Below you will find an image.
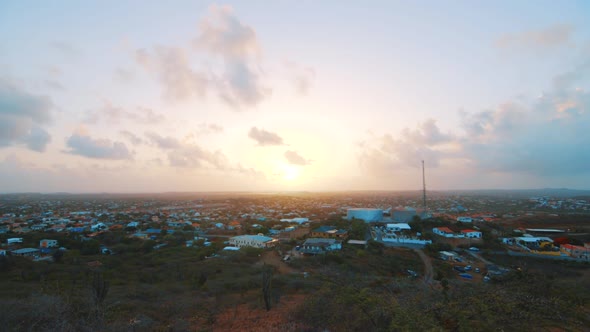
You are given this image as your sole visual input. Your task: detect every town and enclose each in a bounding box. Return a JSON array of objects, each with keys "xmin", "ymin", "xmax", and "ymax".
[{"xmin": 0, "ymin": 190, "xmax": 588, "ymax": 330}]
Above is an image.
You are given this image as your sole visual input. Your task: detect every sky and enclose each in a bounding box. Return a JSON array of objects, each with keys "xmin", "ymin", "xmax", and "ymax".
[{"xmin": 1, "ymin": 1, "xmax": 589, "ymax": 193}]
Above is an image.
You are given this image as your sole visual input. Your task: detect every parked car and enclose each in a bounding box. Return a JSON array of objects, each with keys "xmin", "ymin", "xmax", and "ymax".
[
  {"xmin": 454, "ymin": 266, "xmax": 466, "ymax": 273},
  {"xmin": 469, "ymin": 247, "xmax": 480, "ymax": 251},
  {"xmin": 475, "ymin": 267, "xmax": 480, "ymax": 273},
  {"xmin": 465, "ymin": 265, "xmax": 472, "ymax": 271}
]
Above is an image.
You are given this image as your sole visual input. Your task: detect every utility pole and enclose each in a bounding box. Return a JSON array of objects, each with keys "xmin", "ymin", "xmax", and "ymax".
[{"xmin": 422, "ymin": 160, "xmax": 427, "ymax": 210}]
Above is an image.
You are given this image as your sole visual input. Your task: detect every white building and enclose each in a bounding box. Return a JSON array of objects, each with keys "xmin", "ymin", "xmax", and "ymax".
[
  {"xmin": 433, "ymin": 227, "xmax": 455, "ymax": 238},
  {"xmin": 457, "ymin": 216, "xmax": 473, "ymax": 223},
  {"xmin": 346, "ymin": 208, "xmax": 383, "ymax": 222},
  {"xmin": 460, "ymin": 229, "xmax": 482, "ymax": 238},
  {"xmin": 229, "ymin": 235, "xmax": 278, "ymax": 249},
  {"xmin": 386, "ymin": 223, "xmax": 411, "ymax": 232},
  {"xmin": 91, "ymin": 223, "xmax": 107, "ymax": 232},
  {"xmin": 280, "ymin": 217, "xmax": 309, "ymax": 224},
  {"xmin": 439, "ymin": 251, "xmax": 458, "ymax": 261},
  {"xmin": 127, "ymin": 221, "xmax": 140, "ymax": 228},
  {"xmin": 7, "ymin": 238, "xmax": 23, "ymax": 245}
]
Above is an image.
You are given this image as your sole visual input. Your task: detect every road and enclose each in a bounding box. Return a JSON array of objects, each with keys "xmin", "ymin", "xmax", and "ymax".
[
  {"xmin": 414, "ymin": 249, "xmax": 433, "ymax": 284},
  {"xmin": 465, "ymin": 250, "xmax": 494, "ymax": 265}
]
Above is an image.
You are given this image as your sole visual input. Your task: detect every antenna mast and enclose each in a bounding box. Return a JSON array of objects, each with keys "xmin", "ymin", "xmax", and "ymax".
[{"xmin": 422, "ymin": 160, "xmax": 427, "ymax": 210}]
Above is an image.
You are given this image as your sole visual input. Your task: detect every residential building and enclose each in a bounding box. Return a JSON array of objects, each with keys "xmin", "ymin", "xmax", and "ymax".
[
  {"xmin": 228, "ymin": 221, "xmax": 242, "ymax": 230},
  {"xmin": 11, "ymin": 248, "xmax": 40, "ymax": 257},
  {"xmin": 560, "ymin": 244, "xmax": 590, "ymax": 259},
  {"xmin": 309, "ymin": 226, "xmax": 348, "ymax": 239},
  {"xmin": 386, "ymin": 223, "xmax": 411, "ymax": 232},
  {"xmin": 280, "ymin": 217, "xmax": 309, "ymax": 224},
  {"xmin": 457, "ymin": 217, "xmax": 473, "ymax": 223},
  {"xmin": 347, "ymin": 208, "xmax": 383, "ymax": 222},
  {"xmin": 300, "ymin": 238, "xmax": 342, "ymax": 254},
  {"xmin": 127, "ymin": 221, "xmax": 140, "ymax": 228},
  {"xmin": 439, "ymin": 251, "xmax": 458, "ymax": 261},
  {"xmin": 229, "ymin": 235, "xmax": 278, "ymax": 248},
  {"xmin": 6, "ymin": 238, "xmax": 23, "ymax": 245},
  {"xmin": 433, "ymin": 227, "xmax": 455, "ymax": 238},
  {"xmin": 461, "ymin": 229, "xmax": 482, "ymax": 238},
  {"xmin": 31, "ymin": 223, "xmax": 48, "ymax": 231},
  {"xmin": 40, "ymin": 239, "xmax": 59, "ymax": 248}
]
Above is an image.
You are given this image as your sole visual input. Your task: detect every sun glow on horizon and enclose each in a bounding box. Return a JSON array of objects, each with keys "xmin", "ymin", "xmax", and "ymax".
[{"xmin": 282, "ymin": 164, "xmax": 300, "ymax": 182}]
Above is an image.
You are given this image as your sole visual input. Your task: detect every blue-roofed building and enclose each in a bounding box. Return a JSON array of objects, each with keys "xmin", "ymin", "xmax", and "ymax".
[{"xmin": 229, "ymin": 235, "xmax": 278, "ymax": 249}]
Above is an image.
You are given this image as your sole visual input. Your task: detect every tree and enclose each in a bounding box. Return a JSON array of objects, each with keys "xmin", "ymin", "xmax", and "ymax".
[
  {"xmin": 409, "ymin": 216, "xmax": 423, "ymax": 233},
  {"xmin": 81, "ymin": 240, "xmax": 100, "ymax": 255},
  {"xmin": 349, "ymin": 219, "xmax": 368, "ymax": 239},
  {"xmin": 262, "ymin": 266, "xmax": 273, "ymax": 311},
  {"xmin": 52, "ymin": 249, "xmax": 64, "ymax": 263},
  {"xmin": 90, "ymin": 271, "xmax": 109, "ymax": 306}
]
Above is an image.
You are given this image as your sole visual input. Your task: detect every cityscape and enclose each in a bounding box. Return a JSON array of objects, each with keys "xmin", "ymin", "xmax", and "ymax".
[
  {"xmin": 1, "ymin": 1, "xmax": 590, "ymax": 331},
  {"xmin": 1, "ymin": 189, "xmax": 589, "ymax": 330}
]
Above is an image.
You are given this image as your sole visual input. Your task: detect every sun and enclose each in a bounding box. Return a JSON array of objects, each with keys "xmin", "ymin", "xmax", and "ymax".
[{"xmin": 283, "ymin": 164, "xmax": 300, "ymax": 181}]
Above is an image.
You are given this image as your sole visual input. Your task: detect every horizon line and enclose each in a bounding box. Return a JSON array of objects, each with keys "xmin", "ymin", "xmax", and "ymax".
[{"xmin": 1, "ymin": 188, "xmax": 589, "ymax": 195}]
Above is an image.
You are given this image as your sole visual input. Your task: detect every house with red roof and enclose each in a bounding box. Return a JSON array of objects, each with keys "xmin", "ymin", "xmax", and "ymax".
[
  {"xmin": 560, "ymin": 244, "xmax": 590, "ymax": 259},
  {"xmin": 228, "ymin": 221, "xmax": 242, "ymax": 230},
  {"xmin": 433, "ymin": 227, "xmax": 455, "ymax": 238}
]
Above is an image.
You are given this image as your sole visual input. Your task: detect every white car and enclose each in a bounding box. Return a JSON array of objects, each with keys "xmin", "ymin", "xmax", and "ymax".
[{"xmin": 469, "ymin": 247, "xmax": 480, "ymax": 251}]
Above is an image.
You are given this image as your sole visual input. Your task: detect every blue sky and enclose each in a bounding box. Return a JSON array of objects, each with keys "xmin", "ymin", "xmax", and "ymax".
[{"xmin": 0, "ymin": 1, "xmax": 589, "ymax": 192}]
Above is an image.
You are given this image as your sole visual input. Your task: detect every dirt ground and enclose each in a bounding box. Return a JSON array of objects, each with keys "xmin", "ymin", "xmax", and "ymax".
[
  {"xmin": 256, "ymin": 250, "xmax": 296, "ymax": 274},
  {"xmin": 211, "ymin": 294, "xmax": 307, "ymax": 332}
]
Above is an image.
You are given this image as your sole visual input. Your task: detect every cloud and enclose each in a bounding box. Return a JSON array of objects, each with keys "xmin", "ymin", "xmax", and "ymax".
[
  {"xmin": 495, "ymin": 24, "xmax": 574, "ymax": 50},
  {"xmin": 358, "ymin": 64, "xmax": 590, "ymax": 179},
  {"xmin": 233, "ymin": 163, "xmax": 266, "ymax": 179},
  {"xmin": 195, "ymin": 5, "xmax": 260, "ymax": 58},
  {"xmin": 358, "ymin": 119, "xmax": 453, "ymax": 175},
  {"xmin": 401, "ymin": 118, "xmax": 454, "ymax": 145},
  {"xmin": 85, "ymin": 100, "xmax": 165, "ymax": 124},
  {"xmin": 135, "ymin": 46, "xmax": 210, "ymax": 101},
  {"xmin": 49, "ymin": 41, "xmax": 82, "ymax": 58},
  {"xmin": 145, "ymin": 131, "xmax": 182, "ymax": 149},
  {"xmin": 114, "ymin": 67, "xmax": 135, "ymax": 82},
  {"xmin": 45, "ymin": 66, "xmax": 62, "ymax": 78},
  {"xmin": 120, "ymin": 130, "xmax": 144, "ymax": 146},
  {"xmin": 0, "ymin": 79, "xmax": 53, "ymax": 152},
  {"xmin": 167, "ymin": 145, "xmax": 229, "ymax": 169},
  {"xmin": 197, "ymin": 123, "xmax": 224, "ymax": 135},
  {"xmin": 248, "ymin": 127, "xmax": 284, "ymax": 146},
  {"xmin": 216, "ymin": 60, "xmax": 270, "ymax": 108},
  {"xmin": 459, "ymin": 90, "xmax": 590, "ymax": 176},
  {"xmin": 284, "ymin": 150, "xmax": 311, "ymax": 166},
  {"xmin": 44, "ymin": 80, "xmax": 65, "ymax": 91},
  {"xmin": 143, "ymin": 130, "xmax": 265, "ymax": 177},
  {"xmin": 64, "ymin": 133, "xmax": 132, "ymax": 160},
  {"xmin": 136, "ymin": 5, "xmax": 269, "ymax": 108},
  {"xmin": 284, "ymin": 60, "xmax": 315, "ymax": 95},
  {"xmin": 195, "ymin": 5, "xmax": 270, "ymax": 108}
]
